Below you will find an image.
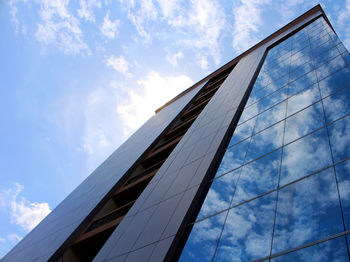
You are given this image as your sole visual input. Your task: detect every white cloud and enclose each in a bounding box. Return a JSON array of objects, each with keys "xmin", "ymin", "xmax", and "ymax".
[
  {"xmin": 166, "ymin": 51, "xmax": 183, "ymax": 67},
  {"xmin": 168, "ymin": 0, "xmax": 226, "ymax": 65},
  {"xmin": 198, "ymin": 55, "xmax": 209, "ymax": 70},
  {"xmin": 100, "ymin": 11, "xmax": 120, "ymax": 39},
  {"xmin": 117, "ymin": 71, "xmax": 193, "ymax": 136},
  {"xmin": 46, "ymin": 84, "xmax": 124, "ymax": 175},
  {"xmin": 8, "ymin": 0, "xmax": 20, "ymax": 34},
  {"xmin": 122, "ymin": 0, "xmax": 226, "ymax": 65},
  {"xmin": 232, "ymin": 0, "xmax": 270, "ymax": 53},
  {"xmin": 35, "ymin": 0, "xmax": 89, "ymax": 54},
  {"xmin": 184, "ymin": 0, "xmax": 226, "ymax": 64},
  {"xmin": 0, "ymin": 234, "xmax": 22, "ymax": 259},
  {"xmin": 0, "ymin": 183, "xmax": 51, "ymax": 232},
  {"xmin": 105, "ymin": 55, "xmax": 132, "ymax": 77},
  {"xmin": 276, "ymin": 0, "xmax": 318, "ymax": 26},
  {"xmin": 336, "ymin": 0, "xmax": 350, "ymax": 49},
  {"xmin": 77, "ymin": 0, "xmax": 102, "ymax": 22},
  {"xmin": 81, "ymin": 88, "xmax": 114, "ymax": 159},
  {"xmin": 122, "ymin": 0, "xmax": 158, "ymax": 41},
  {"xmin": 7, "ymin": 234, "xmax": 22, "ymax": 246}
]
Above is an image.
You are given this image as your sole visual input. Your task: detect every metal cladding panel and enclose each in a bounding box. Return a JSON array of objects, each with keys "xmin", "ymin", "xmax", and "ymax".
[
  {"xmin": 95, "ymin": 10, "xmax": 324, "ymax": 262},
  {"xmin": 1, "ymin": 84, "xmax": 202, "ymax": 262}
]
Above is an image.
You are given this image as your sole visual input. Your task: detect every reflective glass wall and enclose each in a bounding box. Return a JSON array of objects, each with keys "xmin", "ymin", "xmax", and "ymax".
[{"xmin": 179, "ymin": 17, "xmax": 350, "ymax": 261}]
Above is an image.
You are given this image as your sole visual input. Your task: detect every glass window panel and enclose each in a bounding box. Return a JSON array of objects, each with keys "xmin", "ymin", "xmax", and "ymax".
[
  {"xmin": 335, "ymin": 160, "xmax": 350, "ymax": 230},
  {"xmin": 216, "ymin": 139, "xmax": 250, "ymax": 176},
  {"xmin": 257, "ymin": 75, "xmax": 289, "ymax": 101},
  {"xmin": 318, "ymin": 67, "xmax": 350, "ymax": 97},
  {"xmin": 269, "ymin": 73, "xmax": 289, "ymax": 90},
  {"xmin": 328, "ymin": 115, "xmax": 350, "ymax": 163},
  {"xmin": 179, "ymin": 212, "xmax": 226, "ymax": 262},
  {"xmin": 267, "ymin": 61, "xmax": 290, "ymax": 81},
  {"xmin": 309, "ymin": 27, "xmax": 329, "ymax": 40},
  {"xmin": 280, "ymin": 128, "xmax": 332, "ymax": 185},
  {"xmin": 323, "ymin": 86, "xmax": 350, "ymax": 123},
  {"xmin": 253, "ymin": 73, "xmax": 268, "ymax": 90},
  {"xmin": 272, "ymin": 236, "xmax": 349, "ymax": 262},
  {"xmin": 316, "ymin": 55, "xmax": 347, "ymax": 81},
  {"xmin": 254, "ymin": 101, "xmax": 286, "ymax": 133},
  {"xmin": 255, "ymin": 70, "xmax": 272, "ymax": 88},
  {"xmin": 284, "ymin": 102, "xmax": 325, "ymax": 144},
  {"xmin": 292, "ymin": 28, "xmax": 308, "ymax": 39},
  {"xmin": 263, "ymin": 55, "xmax": 274, "ymax": 65},
  {"xmin": 290, "ymin": 61, "xmax": 314, "ymax": 82},
  {"xmin": 248, "ymin": 75, "xmax": 288, "ymax": 108},
  {"xmin": 270, "ymin": 41, "xmax": 291, "ymax": 54},
  {"xmin": 198, "ymin": 169, "xmax": 240, "ymax": 220},
  {"xmin": 214, "ymin": 192, "xmax": 276, "ymax": 262},
  {"xmin": 290, "ymin": 46, "xmax": 312, "ymax": 65},
  {"xmin": 256, "ymin": 87, "xmax": 287, "ymax": 114},
  {"xmin": 337, "ymin": 43, "xmax": 348, "ymax": 54},
  {"xmin": 246, "ymin": 121, "xmax": 284, "ymax": 162},
  {"xmin": 246, "ymin": 88, "xmax": 266, "ymax": 106},
  {"xmin": 273, "ymin": 168, "xmax": 343, "ymax": 253},
  {"xmin": 238, "ymin": 102, "xmax": 259, "ymax": 124},
  {"xmin": 343, "ymin": 52, "xmax": 350, "ymax": 67},
  {"xmin": 313, "ymin": 47, "xmax": 341, "ymax": 69},
  {"xmin": 272, "ymin": 48, "xmax": 291, "ymax": 61},
  {"xmin": 311, "ymin": 36, "xmax": 334, "ymax": 55},
  {"xmin": 231, "ymin": 150, "xmax": 281, "ymax": 206},
  {"xmin": 308, "ymin": 21, "xmax": 325, "ymax": 32},
  {"xmin": 291, "ymin": 39, "xmax": 310, "ymax": 54},
  {"xmin": 288, "ymin": 70, "xmax": 317, "ymax": 97},
  {"xmin": 330, "ymin": 34, "xmax": 342, "ymax": 46},
  {"xmin": 310, "ymin": 34, "xmax": 333, "ymax": 50},
  {"xmin": 228, "ymin": 116, "xmax": 257, "ymax": 147},
  {"xmin": 247, "ymin": 73, "xmax": 288, "ymax": 107},
  {"xmin": 312, "ymin": 35, "xmax": 335, "ymax": 50},
  {"xmin": 309, "ymin": 36, "xmax": 330, "ymax": 49},
  {"xmin": 287, "ymin": 83, "xmax": 320, "ymax": 116},
  {"xmin": 292, "ymin": 31, "xmax": 309, "ymax": 42}
]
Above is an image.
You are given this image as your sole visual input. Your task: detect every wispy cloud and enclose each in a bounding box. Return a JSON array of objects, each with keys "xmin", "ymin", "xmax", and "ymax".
[
  {"xmin": 122, "ymin": 0, "xmax": 158, "ymax": 41},
  {"xmin": 77, "ymin": 0, "xmax": 102, "ymax": 22},
  {"xmin": 117, "ymin": 71, "xmax": 193, "ymax": 136},
  {"xmin": 10, "ymin": 0, "xmax": 89, "ymax": 54},
  {"xmin": 80, "ymin": 86, "xmax": 124, "ymax": 172},
  {"xmin": 232, "ymin": 0, "xmax": 270, "ymax": 53},
  {"xmin": 35, "ymin": 0, "xmax": 89, "ymax": 54},
  {"xmin": 0, "ymin": 234, "xmax": 22, "ymax": 259},
  {"xmin": 166, "ymin": 0, "xmax": 227, "ymax": 65},
  {"xmin": 336, "ymin": 0, "xmax": 350, "ymax": 48},
  {"xmin": 198, "ymin": 54, "xmax": 209, "ymax": 70},
  {"xmin": 122, "ymin": 0, "xmax": 227, "ymax": 65},
  {"xmin": 8, "ymin": 0, "xmax": 20, "ymax": 34},
  {"xmin": 166, "ymin": 51, "xmax": 183, "ymax": 67},
  {"xmin": 105, "ymin": 55, "xmax": 132, "ymax": 77},
  {"xmin": 0, "ymin": 183, "xmax": 51, "ymax": 232},
  {"xmin": 100, "ymin": 11, "xmax": 120, "ymax": 39},
  {"xmin": 182, "ymin": 0, "xmax": 226, "ymax": 65}
]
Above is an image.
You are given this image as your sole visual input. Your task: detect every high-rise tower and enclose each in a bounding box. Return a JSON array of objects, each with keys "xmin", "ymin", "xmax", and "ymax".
[{"xmin": 3, "ymin": 5, "xmax": 350, "ymax": 262}]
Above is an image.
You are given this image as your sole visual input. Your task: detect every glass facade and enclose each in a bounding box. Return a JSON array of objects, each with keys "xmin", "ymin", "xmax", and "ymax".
[{"xmin": 179, "ymin": 17, "xmax": 350, "ymax": 261}]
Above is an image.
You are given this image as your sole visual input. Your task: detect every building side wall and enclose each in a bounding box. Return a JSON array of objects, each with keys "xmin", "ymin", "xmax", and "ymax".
[
  {"xmin": 94, "ymin": 40, "xmax": 265, "ymax": 262},
  {"xmin": 93, "ymin": 10, "xmax": 323, "ymax": 262},
  {"xmin": 1, "ymin": 84, "xmax": 202, "ymax": 262}
]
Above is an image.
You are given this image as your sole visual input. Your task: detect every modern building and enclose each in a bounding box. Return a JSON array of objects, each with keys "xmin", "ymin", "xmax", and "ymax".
[{"xmin": 2, "ymin": 4, "xmax": 350, "ymax": 262}]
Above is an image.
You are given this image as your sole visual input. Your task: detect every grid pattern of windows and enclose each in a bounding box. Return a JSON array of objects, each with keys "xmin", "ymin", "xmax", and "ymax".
[{"xmin": 179, "ymin": 17, "xmax": 350, "ymax": 261}]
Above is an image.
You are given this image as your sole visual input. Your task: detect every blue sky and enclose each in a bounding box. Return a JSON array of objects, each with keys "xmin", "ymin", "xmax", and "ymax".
[{"xmin": 0, "ymin": 0, "xmax": 349, "ymax": 258}]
